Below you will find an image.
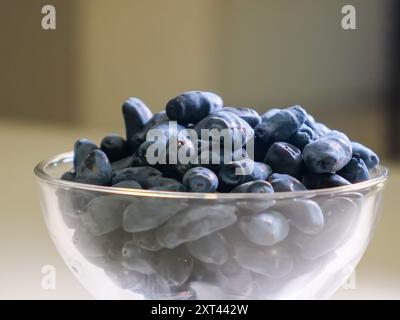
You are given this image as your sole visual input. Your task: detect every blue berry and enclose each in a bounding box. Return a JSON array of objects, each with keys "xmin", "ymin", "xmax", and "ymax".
[
  {"xmin": 110, "ymin": 156, "xmax": 134, "ymax": 171},
  {"xmin": 230, "ymin": 180, "xmax": 274, "ymax": 193},
  {"xmin": 268, "ymin": 173, "xmax": 306, "ymax": 192},
  {"xmin": 264, "ymin": 142, "xmax": 303, "ymax": 178},
  {"xmin": 288, "ymin": 124, "xmax": 315, "ymax": 150},
  {"xmin": 303, "ymin": 172, "xmax": 351, "ymax": 189},
  {"xmin": 145, "ymin": 121, "xmax": 186, "ymax": 143},
  {"xmin": 183, "ymin": 167, "xmax": 218, "ymax": 193},
  {"xmin": 155, "ymin": 136, "xmax": 197, "ymax": 180},
  {"xmin": 234, "ymin": 242, "xmax": 293, "ymax": 278},
  {"xmin": 137, "ymin": 140, "xmax": 162, "ymax": 165},
  {"xmin": 155, "ymin": 247, "xmax": 194, "ymax": 287},
  {"xmin": 121, "ymin": 241, "xmax": 157, "ymax": 274},
  {"xmin": 194, "ymin": 110, "xmax": 254, "ymax": 148},
  {"xmin": 277, "ymin": 199, "xmax": 324, "ymax": 234},
  {"xmin": 223, "ymin": 106, "xmax": 261, "ymax": 128},
  {"xmin": 130, "ymin": 111, "xmax": 169, "ymax": 151},
  {"xmin": 112, "ymin": 180, "xmax": 142, "ymax": 189},
  {"xmin": 260, "ymin": 108, "xmax": 280, "ymax": 122},
  {"xmin": 131, "ymin": 230, "xmax": 164, "ymax": 252},
  {"xmin": 337, "ymin": 156, "xmax": 369, "ymax": 183},
  {"xmin": 198, "ymin": 140, "xmax": 248, "ymax": 172},
  {"xmin": 75, "ymin": 149, "xmax": 112, "ymax": 186},
  {"xmin": 313, "ymin": 122, "xmax": 331, "ymax": 138},
  {"xmin": 61, "ymin": 171, "xmax": 75, "ymax": 182},
  {"xmin": 156, "ymin": 204, "xmax": 237, "ymax": 248},
  {"xmin": 304, "ymin": 114, "xmax": 316, "ymax": 129},
  {"xmin": 218, "ymin": 160, "xmax": 272, "ymax": 192},
  {"xmin": 303, "ymin": 130, "xmax": 352, "ymax": 173},
  {"xmin": 81, "ymin": 196, "xmax": 127, "ymax": 236},
  {"xmin": 186, "ymin": 233, "xmax": 229, "ymax": 265},
  {"xmin": 122, "ymin": 97, "xmax": 153, "ymax": 147},
  {"xmin": 112, "ymin": 167, "xmax": 162, "ymax": 186},
  {"xmin": 250, "ymin": 136, "xmax": 270, "ymax": 162},
  {"xmin": 351, "ymin": 142, "xmax": 379, "ymax": 170},
  {"xmin": 166, "ymin": 91, "xmax": 223, "ymax": 124},
  {"xmin": 145, "ymin": 176, "xmax": 183, "ymax": 189},
  {"xmin": 123, "ymin": 198, "xmax": 188, "ymax": 232},
  {"xmin": 238, "ymin": 211, "xmax": 289, "ymax": 246},
  {"xmin": 255, "ymin": 105, "xmax": 307, "ymax": 145},
  {"xmin": 100, "ymin": 134, "xmax": 129, "ymax": 162},
  {"xmin": 73, "ymin": 139, "xmax": 98, "ymax": 169}
]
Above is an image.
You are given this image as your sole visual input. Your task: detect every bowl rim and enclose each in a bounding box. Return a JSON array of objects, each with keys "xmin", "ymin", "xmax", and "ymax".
[{"xmin": 34, "ymin": 151, "xmax": 389, "ymax": 200}]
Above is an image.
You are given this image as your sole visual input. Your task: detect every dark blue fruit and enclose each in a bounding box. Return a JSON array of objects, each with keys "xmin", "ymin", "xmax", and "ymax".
[
  {"xmin": 101, "ymin": 134, "xmax": 129, "ymax": 162},
  {"xmin": 110, "ymin": 156, "xmax": 134, "ymax": 171},
  {"xmin": 130, "ymin": 111, "xmax": 169, "ymax": 151},
  {"xmin": 144, "ymin": 122, "xmax": 186, "ymax": 144},
  {"xmin": 198, "ymin": 140, "xmax": 248, "ymax": 172},
  {"xmin": 230, "ymin": 180, "xmax": 274, "ymax": 193},
  {"xmin": 166, "ymin": 91, "xmax": 223, "ymax": 124},
  {"xmin": 313, "ymin": 122, "xmax": 330, "ymax": 138},
  {"xmin": 260, "ymin": 108, "xmax": 280, "ymax": 123},
  {"xmin": 304, "ymin": 114, "xmax": 316, "ymax": 129},
  {"xmin": 183, "ymin": 167, "xmax": 219, "ymax": 193},
  {"xmin": 194, "ymin": 110, "xmax": 254, "ymax": 148},
  {"xmin": 157, "ymin": 136, "xmax": 197, "ymax": 179},
  {"xmin": 223, "ymin": 107, "xmax": 261, "ymax": 128},
  {"xmin": 268, "ymin": 173, "xmax": 307, "ymax": 192},
  {"xmin": 137, "ymin": 140, "xmax": 164, "ymax": 166},
  {"xmin": 218, "ymin": 160, "xmax": 272, "ymax": 192},
  {"xmin": 112, "ymin": 167, "xmax": 162, "ymax": 186},
  {"xmin": 264, "ymin": 142, "xmax": 303, "ymax": 178},
  {"xmin": 288, "ymin": 124, "xmax": 315, "ymax": 150},
  {"xmin": 351, "ymin": 142, "xmax": 379, "ymax": 170},
  {"xmin": 122, "ymin": 97, "xmax": 153, "ymax": 146},
  {"xmin": 249, "ymin": 136, "xmax": 270, "ymax": 162},
  {"xmin": 337, "ymin": 156, "xmax": 369, "ymax": 183},
  {"xmin": 112, "ymin": 180, "xmax": 142, "ymax": 189},
  {"xmin": 145, "ymin": 176, "xmax": 183, "ymax": 189},
  {"xmin": 73, "ymin": 139, "xmax": 98, "ymax": 169},
  {"xmin": 303, "ymin": 130, "xmax": 352, "ymax": 173},
  {"xmin": 75, "ymin": 149, "xmax": 113, "ymax": 186},
  {"xmin": 303, "ymin": 172, "xmax": 351, "ymax": 189},
  {"xmin": 255, "ymin": 106, "xmax": 307, "ymax": 145},
  {"xmin": 61, "ymin": 171, "xmax": 75, "ymax": 182}
]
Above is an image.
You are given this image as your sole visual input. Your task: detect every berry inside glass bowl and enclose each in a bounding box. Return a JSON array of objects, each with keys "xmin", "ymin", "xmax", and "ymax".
[{"xmin": 34, "ymin": 91, "xmax": 389, "ymax": 299}]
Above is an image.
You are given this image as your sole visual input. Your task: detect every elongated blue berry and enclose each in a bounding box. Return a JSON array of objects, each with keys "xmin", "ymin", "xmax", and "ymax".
[
  {"xmin": 268, "ymin": 173, "xmax": 306, "ymax": 192},
  {"xmin": 303, "ymin": 130, "xmax": 352, "ymax": 173},
  {"xmin": 73, "ymin": 139, "xmax": 98, "ymax": 169},
  {"xmin": 255, "ymin": 106, "xmax": 307, "ymax": 145},
  {"xmin": 223, "ymin": 106, "xmax": 261, "ymax": 128},
  {"xmin": 166, "ymin": 91, "xmax": 223, "ymax": 124},
  {"xmin": 75, "ymin": 149, "xmax": 113, "ymax": 186},
  {"xmin": 230, "ymin": 180, "xmax": 274, "ymax": 193},
  {"xmin": 337, "ymin": 156, "xmax": 369, "ymax": 183},
  {"xmin": 351, "ymin": 142, "xmax": 379, "ymax": 170},
  {"xmin": 122, "ymin": 97, "xmax": 153, "ymax": 146},
  {"xmin": 183, "ymin": 167, "xmax": 219, "ymax": 193},
  {"xmin": 101, "ymin": 134, "xmax": 129, "ymax": 162},
  {"xmin": 264, "ymin": 142, "xmax": 302, "ymax": 178}
]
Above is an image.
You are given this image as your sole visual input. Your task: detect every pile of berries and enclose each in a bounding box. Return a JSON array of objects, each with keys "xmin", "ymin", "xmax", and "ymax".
[{"xmin": 62, "ymin": 91, "xmax": 379, "ymax": 193}]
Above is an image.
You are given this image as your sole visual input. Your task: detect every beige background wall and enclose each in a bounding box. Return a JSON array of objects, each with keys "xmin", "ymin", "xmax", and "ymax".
[
  {"xmin": 0, "ymin": 0, "xmax": 391, "ymax": 155},
  {"xmin": 0, "ymin": 0, "xmax": 78, "ymax": 123}
]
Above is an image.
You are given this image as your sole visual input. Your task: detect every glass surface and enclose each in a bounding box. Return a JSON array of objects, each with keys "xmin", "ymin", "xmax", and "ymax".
[{"xmin": 34, "ymin": 152, "xmax": 389, "ymax": 300}]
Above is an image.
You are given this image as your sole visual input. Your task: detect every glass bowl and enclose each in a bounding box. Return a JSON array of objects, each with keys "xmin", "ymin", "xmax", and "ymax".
[{"xmin": 34, "ymin": 152, "xmax": 388, "ymax": 300}]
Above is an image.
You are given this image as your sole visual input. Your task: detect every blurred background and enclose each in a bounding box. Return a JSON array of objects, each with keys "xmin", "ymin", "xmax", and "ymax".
[{"xmin": 0, "ymin": 0, "xmax": 399, "ymax": 299}]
